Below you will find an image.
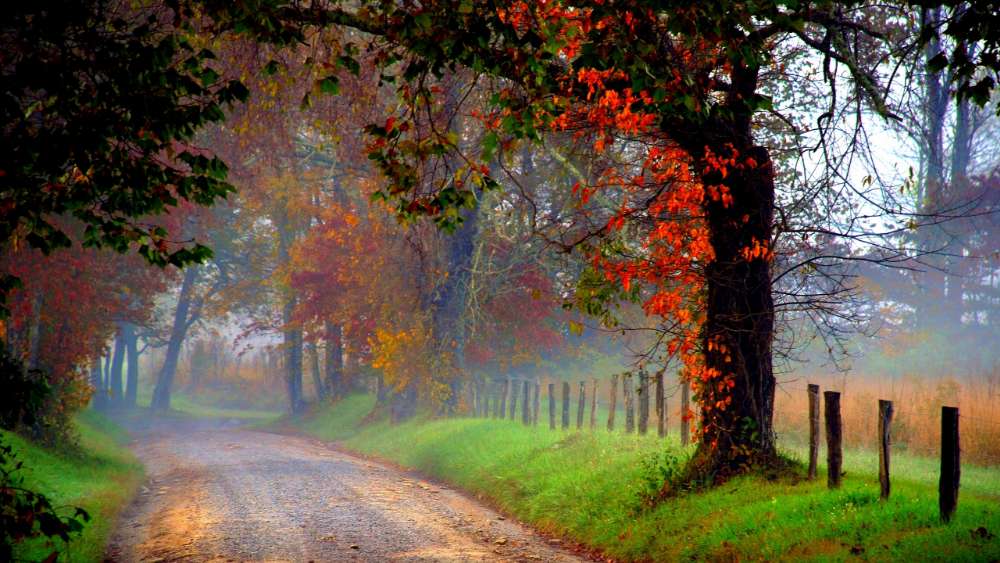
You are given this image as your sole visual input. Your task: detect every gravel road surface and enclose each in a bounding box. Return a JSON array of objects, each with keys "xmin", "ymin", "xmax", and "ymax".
[{"xmin": 106, "ymin": 424, "xmax": 588, "ymax": 562}]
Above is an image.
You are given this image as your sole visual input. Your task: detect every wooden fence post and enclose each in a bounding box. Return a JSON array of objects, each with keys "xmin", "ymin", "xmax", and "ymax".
[
  {"xmin": 561, "ymin": 381, "xmax": 571, "ymax": 429},
  {"xmin": 624, "ymin": 374, "xmax": 635, "ymax": 433},
  {"xmin": 680, "ymin": 379, "xmax": 690, "ymax": 446},
  {"xmin": 590, "ymin": 379, "xmax": 598, "ymax": 430},
  {"xmin": 509, "ymin": 378, "xmax": 520, "ymax": 420},
  {"xmin": 532, "ymin": 381, "xmax": 540, "ymax": 426},
  {"xmin": 808, "ymin": 384, "xmax": 820, "ymax": 480},
  {"xmin": 878, "ymin": 399, "xmax": 893, "ymax": 500},
  {"xmin": 492, "ymin": 382, "xmax": 500, "ymax": 418},
  {"xmin": 499, "ymin": 379, "xmax": 508, "ymax": 419},
  {"xmin": 577, "ymin": 381, "xmax": 586, "ymax": 429},
  {"xmin": 522, "ymin": 380, "xmax": 532, "ymax": 425},
  {"xmin": 638, "ymin": 370, "xmax": 650, "ymax": 435},
  {"xmin": 548, "ymin": 382, "xmax": 556, "ymax": 430},
  {"xmin": 824, "ymin": 391, "xmax": 842, "ymax": 489},
  {"xmin": 608, "ymin": 374, "xmax": 619, "ymax": 431},
  {"xmin": 939, "ymin": 406, "xmax": 960, "ymax": 523}
]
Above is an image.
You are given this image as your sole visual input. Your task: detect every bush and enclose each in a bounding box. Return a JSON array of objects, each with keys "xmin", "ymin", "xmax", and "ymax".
[{"xmin": 0, "ymin": 349, "xmax": 85, "ymax": 446}]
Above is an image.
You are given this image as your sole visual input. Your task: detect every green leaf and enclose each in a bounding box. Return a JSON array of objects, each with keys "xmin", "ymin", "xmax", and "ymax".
[
  {"xmin": 481, "ymin": 131, "xmax": 499, "ymax": 161},
  {"xmin": 317, "ymin": 76, "xmax": 340, "ymax": 95}
]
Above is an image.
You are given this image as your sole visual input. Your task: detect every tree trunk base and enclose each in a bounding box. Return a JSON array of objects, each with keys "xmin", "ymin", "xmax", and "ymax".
[{"xmin": 664, "ymin": 443, "xmax": 793, "ymax": 496}]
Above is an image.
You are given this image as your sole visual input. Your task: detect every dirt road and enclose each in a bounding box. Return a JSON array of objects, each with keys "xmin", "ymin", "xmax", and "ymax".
[{"xmin": 106, "ymin": 424, "xmax": 588, "ymax": 562}]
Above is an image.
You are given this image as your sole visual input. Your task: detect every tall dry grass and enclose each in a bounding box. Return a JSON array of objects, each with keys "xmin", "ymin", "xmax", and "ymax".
[{"xmin": 774, "ymin": 369, "xmax": 1000, "ymax": 466}]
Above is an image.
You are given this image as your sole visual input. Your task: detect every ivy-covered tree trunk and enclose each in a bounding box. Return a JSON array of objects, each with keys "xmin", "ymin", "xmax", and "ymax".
[
  {"xmin": 695, "ymin": 142, "xmax": 777, "ymax": 474},
  {"xmin": 434, "ymin": 204, "xmax": 479, "ymax": 415},
  {"xmin": 678, "ymin": 63, "xmax": 777, "ymax": 477},
  {"xmin": 152, "ymin": 266, "xmax": 198, "ymax": 410},
  {"xmin": 122, "ymin": 322, "xmax": 139, "ymax": 407}
]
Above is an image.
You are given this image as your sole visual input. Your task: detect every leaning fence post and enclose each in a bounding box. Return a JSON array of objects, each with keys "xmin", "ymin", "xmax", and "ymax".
[
  {"xmin": 824, "ymin": 391, "xmax": 843, "ymax": 489},
  {"xmin": 939, "ymin": 406, "xmax": 960, "ymax": 523},
  {"xmin": 575, "ymin": 381, "xmax": 585, "ymax": 429},
  {"xmin": 624, "ymin": 374, "xmax": 635, "ymax": 434},
  {"xmin": 638, "ymin": 370, "xmax": 650, "ymax": 435},
  {"xmin": 548, "ymin": 382, "xmax": 556, "ymax": 430},
  {"xmin": 608, "ymin": 374, "xmax": 619, "ymax": 431},
  {"xmin": 680, "ymin": 379, "xmax": 690, "ymax": 446},
  {"xmin": 509, "ymin": 378, "xmax": 519, "ymax": 420},
  {"xmin": 532, "ymin": 381, "xmax": 540, "ymax": 426},
  {"xmin": 655, "ymin": 371, "xmax": 665, "ymax": 438},
  {"xmin": 590, "ymin": 379, "xmax": 598, "ymax": 430},
  {"xmin": 808, "ymin": 384, "xmax": 820, "ymax": 480},
  {"xmin": 561, "ymin": 381, "xmax": 571, "ymax": 429},
  {"xmin": 522, "ymin": 380, "xmax": 532, "ymax": 425},
  {"xmin": 878, "ymin": 399, "xmax": 893, "ymax": 500},
  {"xmin": 492, "ymin": 382, "xmax": 500, "ymax": 418}
]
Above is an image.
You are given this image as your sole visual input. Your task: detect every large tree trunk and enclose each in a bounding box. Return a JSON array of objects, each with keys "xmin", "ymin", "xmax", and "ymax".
[
  {"xmin": 675, "ymin": 62, "xmax": 777, "ymax": 478},
  {"xmin": 276, "ymin": 205, "xmax": 305, "ymax": 414},
  {"xmin": 917, "ymin": 7, "xmax": 951, "ymax": 329},
  {"xmin": 432, "ymin": 200, "xmax": 480, "ymax": 415},
  {"xmin": 284, "ymin": 298, "xmax": 305, "ymax": 414},
  {"xmin": 695, "ymin": 141, "xmax": 777, "ymax": 474},
  {"xmin": 151, "ymin": 266, "xmax": 198, "ymax": 410},
  {"xmin": 944, "ymin": 88, "xmax": 972, "ymax": 327},
  {"xmin": 108, "ymin": 324, "xmax": 126, "ymax": 406},
  {"xmin": 324, "ymin": 320, "xmax": 343, "ymax": 398},
  {"xmin": 122, "ymin": 322, "xmax": 139, "ymax": 407}
]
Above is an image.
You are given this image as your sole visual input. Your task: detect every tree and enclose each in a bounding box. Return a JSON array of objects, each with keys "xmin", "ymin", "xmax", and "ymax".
[
  {"xmin": 0, "ymin": 0, "xmax": 250, "ymax": 313},
  {"xmin": 191, "ymin": 0, "xmax": 1000, "ymax": 477}
]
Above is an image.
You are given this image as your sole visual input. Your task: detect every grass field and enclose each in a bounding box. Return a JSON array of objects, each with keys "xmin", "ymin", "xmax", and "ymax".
[
  {"xmin": 2, "ymin": 411, "xmax": 144, "ymax": 562},
  {"xmin": 291, "ymin": 393, "xmax": 1000, "ymax": 561}
]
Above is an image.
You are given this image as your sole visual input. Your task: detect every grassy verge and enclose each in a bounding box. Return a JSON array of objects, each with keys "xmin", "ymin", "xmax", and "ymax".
[
  {"xmin": 291, "ymin": 393, "xmax": 1000, "ymax": 561},
  {"xmin": 3, "ymin": 410, "xmax": 144, "ymax": 562}
]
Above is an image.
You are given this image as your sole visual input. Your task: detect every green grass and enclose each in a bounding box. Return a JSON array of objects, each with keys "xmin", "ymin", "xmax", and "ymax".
[
  {"xmin": 135, "ymin": 383, "xmax": 281, "ymax": 423},
  {"xmin": 293, "ymin": 393, "xmax": 377, "ymax": 441},
  {"xmin": 291, "ymin": 394, "xmax": 1000, "ymax": 561},
  {"xmin": 3, "ymin": 411, "xmax": 144, "ymax": 562}
]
